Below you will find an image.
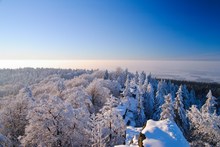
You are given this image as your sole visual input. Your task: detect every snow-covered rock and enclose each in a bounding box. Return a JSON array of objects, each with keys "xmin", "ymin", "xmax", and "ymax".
[
  {"xmin": 115, "ymin": 126, "xmax": 140, "ymax": 147},
  {"xmin": 141, "ymin": 119, "xmax": 189, "ymax": 147},
  {"xmin": 116, "ymin": 119, "xmax": 189, "ymax": 147},
  {"xmin": 125, "ymin": 126, "xmax": 142, "ymax": 145},
  {"xmin": 117, "ymin": 97, "xmax": 138, "ymax": 126}
]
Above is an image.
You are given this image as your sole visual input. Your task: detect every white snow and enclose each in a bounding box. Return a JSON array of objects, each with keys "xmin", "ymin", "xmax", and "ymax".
[
  {"xmin": 116, "ymin": 97, "xmax": 190, "ymax": 147},
  {"xmin": 117, "ymin": 97, "xmax": 138, "ymax": 126},
  {"xmin": 142, "ymin": 119, "xmax": 189, "ymax": 147},
  {"xmin": 115, "ymin": 145, "xmax": 137, "ymax": 147},
  {"xmin": 116, "ymin": 119, "xmax": 189, "ymax": 147},
  {"xmin": 114, "ymin": 126, "xmax": 141, "ymax": 147},
  {"xmin": 125, "ymin": 126, "xmax": 142, "ymax": 145}
]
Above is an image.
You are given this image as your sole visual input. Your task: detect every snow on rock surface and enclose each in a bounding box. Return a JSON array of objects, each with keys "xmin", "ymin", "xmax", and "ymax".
[
  {"xmin": 142, "ymin": 119, "xmax": 189, "ymax": 147},
  {"xmin": 117, "ymin": 97, "xmax": 138, "ymax": 126},
  {"xmin": 125, "ymin": 126, "xmax": 142, "ymax": 145},
  {"xmin": 115, "ymin": 126, "xmax": 140, "ymax": 147}
]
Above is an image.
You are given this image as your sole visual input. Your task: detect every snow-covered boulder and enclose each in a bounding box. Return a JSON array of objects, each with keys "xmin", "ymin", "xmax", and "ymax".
[
  {"xmin": 115, "ymin": 119, "xmax": 189, "ymax": 147},
  {"xmin": 141, "ymin": 119, "xmax": 189, "ymax": 147},
  {"xmin": 117, "ymin": 97, "xmax": 138, "ymax": 126}
]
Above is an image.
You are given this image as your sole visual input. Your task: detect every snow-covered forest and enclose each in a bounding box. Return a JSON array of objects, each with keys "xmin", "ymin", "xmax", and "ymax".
[{"xmin": 0, "ymin": 68, "xmax": 219, "ymax": 147}]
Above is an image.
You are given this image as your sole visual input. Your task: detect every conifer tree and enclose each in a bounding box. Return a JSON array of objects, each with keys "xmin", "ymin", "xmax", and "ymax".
[
  {"xmin": 104, "ymin": 70, "xmax": 109, "ymax": 80},
  {"xmin": 187, "ymin": 105, "xmax": 220, "ymax": 146},
  {"xmin": 87, "ymin": 113, "xmax": 107, "ymax": 147},
  {"xmin": 160, "ymin": 94, "xmax": 175, "ymax": 121},
  {"xmin": 152, "ymin": 82, "xmax": 164, "ymax": 120},
  {"xmin": 134, "ymin": 71, "xmax": 139, "ymax": 85},
  {"xmin": 174, "ymin": 85, "xmax": 189, "ymax": 135},
  {"xmin": 99, "ymin": 96, "xmax": 126, "ymax": 146},
  {"xmin": 123, "ymin": 75, "xmax": 131, "ymax": 97},
  {"xmin": 135, "ymin": 88, "xmax": 146, "ymax": 126},
  {"xmin": 201, "ymin": 90, "xmax": 217, "ymax": 114},
  {"xmin": 144, "ymin": 83, "xmax": 154, "ymax": 119}
]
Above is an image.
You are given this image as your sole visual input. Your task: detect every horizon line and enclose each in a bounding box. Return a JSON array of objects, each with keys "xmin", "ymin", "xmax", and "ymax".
[{"xmin": 0, "ymin": 59, "xmax": 220, "ymax": 61}]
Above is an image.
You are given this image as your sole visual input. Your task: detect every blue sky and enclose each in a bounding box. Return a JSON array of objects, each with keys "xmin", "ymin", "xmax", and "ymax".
[{"xmin": 0, "ymin": 0, "xmax": 220, "ymax": 60}]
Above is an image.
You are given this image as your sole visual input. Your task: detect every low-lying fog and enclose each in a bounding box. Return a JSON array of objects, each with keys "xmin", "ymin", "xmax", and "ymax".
[{"xmin": 0, "ymin": 60, "xmax": 219, "ymax": 83}]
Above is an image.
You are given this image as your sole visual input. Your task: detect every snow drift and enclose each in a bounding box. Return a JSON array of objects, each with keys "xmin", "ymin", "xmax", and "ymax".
[
  {"xmin": 115, "ymin": 119, "xmax": 189, "ymax": 147},
  {"xmin": 141, "ymin": 119, "xmax": 189, "ymax": 147}
]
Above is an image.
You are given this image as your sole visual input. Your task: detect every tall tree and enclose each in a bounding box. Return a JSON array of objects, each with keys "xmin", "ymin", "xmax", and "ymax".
[
  {"xmin": 201, "ymin": 90, "xmax": 217, "ymax": 114},
  {"xmin": 87, "ymin": 113, "xmax": 107, "ymax": 147},
  {"xmin": 0, "ymin": 87, "xmax": 33, "ymax": 146},
  {"xmin": 135, "ymin": 88, "xmax": 146, "ymax": 127},
  {"xmin": 123, "ymin": 75, "xmax": 131, "ymax": 97},
  {"xmin": 134, "ymin": 71, "xmax": 139, "ymax": 85},
  {"xmin": 104, "ymin": 70, "xmax": 109, "ymax": 80},
  {"xmin": 86, "ymin": 79, "xmax": 110, "ymax": 112},
  {"xmin": 160, "ymin": 94, "xmax": 175, "ymax": 121},
  {"xmin": 152, "ymin": 82, "xmax": 164, "ymax": 120},
  {"xmin": 174, "ymin": 85, "xmax": 189, "ymax": 135},
  {"xmin": 57, "ymin": 79, "xmax": 65, "ymax": 98},
  {"xmin": 20, "ymin": 96, "xmax": 84, "ymax": 146},
  {"xmin": 144, "ymin": 83, "xmax": 154, "ymax": 119},
  {"xmin": 182, "ymin": 84, "xmax": 190, "ymax": 109},
  {"xmin": 187, "ymin": 105, "xmax": 220, "ymax": 146},
  {"xmin": 189, "ymin": 89, "xmax": 196, "ymax": 106},
  {"xmin": 142, "ymin": 78, "xmax": 148, "ymax": 93},
  {"xmin": 99, "ymin": 96, "xmax": 126, "ymax": 146},
  {"xmin": 139, "ymin": 71, "xmax": 146, "ymax": 86}
]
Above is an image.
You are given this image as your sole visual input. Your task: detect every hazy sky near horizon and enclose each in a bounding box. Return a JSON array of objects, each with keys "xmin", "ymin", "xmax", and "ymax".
[{"xmin": 0, "ymin": 0, "xmax": 220, "ymax": 60}]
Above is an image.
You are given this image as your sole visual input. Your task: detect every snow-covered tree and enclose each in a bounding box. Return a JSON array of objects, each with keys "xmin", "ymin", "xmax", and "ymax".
[
  {"xmin": 201, "ymin": 90, "xmax": 217, "ymax": 114},
  {"xmin": 111, "ymin": 67, "xmax": 127, "ymax": 87},
  {"xmin": 123, "ymin": 75, "xmax": 131, "ymax": 97},
  {"xmin": 0, "ymin": 132, "xmax": 11, "ymax": 147},
  {"xmin": 57, "ymin": 79, "xmax": 65, "ymax": 95},
  {"xmin": 189, "ymin": 89, "xmax": 197, "ymax": 106},
  {"xmin": 64, "ymin": 86, "xmax": 94, "ymax": 114},
  {"xmin": 24, "ymin": 86, "xmax": 33, "ymax": 98},
  {"xmin": 135, "ymin": 89, "xmax": 146, "ymax": 126},
  {"xmin": 119, "ymin": 95, "xmax": 138, "ymax": 126},
  {"xmin": 142, "ymin": 78, "xmax": 148, "ymax": 93},
  {"xmin": 182, "ymin": 85, "xmax": 190, "ymax": 109},
  {"xmin": 147, "ymin": 72, "xmax": 152, "ymax": 83},
  {"xmin": 167, "ymin": 80, "xmax": 177, "ymax": 100},
  {"xmin": 144, "ymin": 83, "xmax": 154, "ymax": 119},
  {"xmin": 100, "ymin": 79, "xmax": 121, "ymax": 97},
  {"xmin": 2, "ymin": 68, "xmax": 220, "ymax": 146},
  {"xmin": 104, "ymin": 70, "xmax": 109, "ymax": 80},
  {"xmin": 99, "ymin": 96, "xmax": 126, "ymax": 146},
  {"xmin": 134, "ymin": 71, "xmax": 139, "ymax": 85},
  {"xmin": 86, "ymin": 79, "xmax": 110, "ymax": 112},
  {"xmin": 160, "ymin": 94, "xmax": 175, "ymax": 121},
  {"xmin": 87, "ymin": 113, "xmax": 107, "ymax": 147},
  {"xmin": 0, "ymin": 87, "xmax": 33, "ymax": 146},
  {"xmin": 152, "ymin": 82, "xmax": 164, "ymax": 120},
  {"xmin": 174, "ymin": 85, "xmax": 189, "ymax": 135},
  {"xmin": 139, "ymin": 71, "xmax": 146, "ymax": 86},
  {"xmin": 129, "ymin": 78, "xmax": 137, "ymax": 97},
  {"xmin": 65, "ymin": 75, "xmax": 90, "ymax": 88},
  {"xmin": 20, "ymin": 96, "xmax": 85, "ymax": 146},
  {"xmin": 187, "ymin": 105, "xmax": 220, "ymax": 146},
  {"xmin": 159, "ymin": 80, "xmax": 168, "ymax": 95}
]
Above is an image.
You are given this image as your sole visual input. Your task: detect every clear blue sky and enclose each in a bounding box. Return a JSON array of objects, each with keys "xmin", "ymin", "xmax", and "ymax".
[{"xmin": 0, "ymin": 0, "xmax": 220, "ymax": 60}]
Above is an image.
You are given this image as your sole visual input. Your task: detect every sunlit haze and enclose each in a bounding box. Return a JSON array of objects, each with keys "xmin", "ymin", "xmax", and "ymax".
[
  {"xmin": 0, "ymin": 0, "xmax": 220, "ymax": 82},
  {"xmin": 1, "ymin": 60, "xmax": 219, "ymax": 83}
]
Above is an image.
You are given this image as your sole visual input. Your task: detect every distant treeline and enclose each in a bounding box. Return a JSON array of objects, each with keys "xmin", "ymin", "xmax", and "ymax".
[{"xmin": 158, "ymin": 78, "xmax": 220, "ymax": 104}]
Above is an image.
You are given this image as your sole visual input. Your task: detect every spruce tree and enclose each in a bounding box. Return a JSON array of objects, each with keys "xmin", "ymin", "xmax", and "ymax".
[
  {"xmin": 174, "ymin": 85, "xmax": 189, "ymax": 135},
  {"xmin": 160, "ymin": 94, "xmax": 175, "ymax": 121},
  {"xmin": 201, "ymin": 90, "xmax": 217, "ymax": 114}
]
